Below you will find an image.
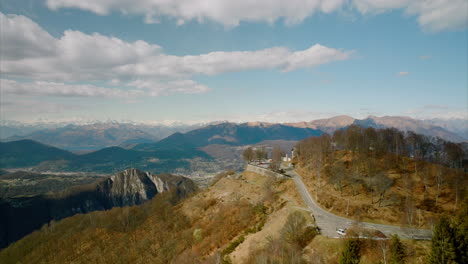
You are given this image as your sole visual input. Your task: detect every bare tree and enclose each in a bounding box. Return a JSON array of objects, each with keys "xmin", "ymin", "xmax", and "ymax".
[
  {"xmin": 367, "ymin": 158, "xmax": 378, "ymax": 204},
  {"xmin": 255, "ymin": 147, "xmax": 267, "ymax": 161},
  {"xmin": 378, "ymin": 239, "xmax": 389, "ymax": 264},
  {"xmin": 435, "ymin": 166, "xmax": 444, "ymax": 207},
  {"xmin": 453, "ymin": 169, "xmax": 463, "ymax": 211},
  {"xmin": 242, "ymin": 147, "xmax": 255, "ymax": 163},
  {"xmin": 403, "ymin": 173, "xmax": 415, "ymax": 227},
  {"xmin": 270, "ymin": 145, "xmax": 284, "ymax": 172},
  {"xmin": 374, "ymin": 172, "xmax": 394, "ymax": 207},
  {"xmin": 330, "ymin": 162, "xmax": 346, "ymax": 197}
]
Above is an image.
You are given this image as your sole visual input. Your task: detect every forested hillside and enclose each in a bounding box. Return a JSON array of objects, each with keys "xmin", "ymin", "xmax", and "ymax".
[
  {"xmin": 0, "ymin": 169, "xmax": 195, "ymax": 248},
  {"xmin": 1, "ymin": 169, "xmax": 445, "ymax": 264},
  {"xmin": 294, "ymin": 125, "xmax": 467, "ymax": 228}
]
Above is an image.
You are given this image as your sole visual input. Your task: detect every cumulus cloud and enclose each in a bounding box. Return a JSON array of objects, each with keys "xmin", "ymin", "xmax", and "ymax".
[
  {"xmin": 46, "ymin": 0, "xmax": 347, "ymax": 26},
  {"xmin": 45, "ymin": 0, "xmax": 467, "ymax": 32},
  {"xmin": 405, "ymin": 0, "xmax": 468, "ymax": 32},
  {"xmin": 0, "ymin": 99, "xmax": 81, "ymax": 116},
  {"xmin": 0, "ymin": 78, "xmax": 212, "ymax": 98},
  {"xmin": 1, "ymin": 12, "xmax": 351, "ymax": 98},
  {"xmin": 1, "ymin": 79, "xmax": 141, "ymax": 98},
  {"xmin": 115, "ymin": 45, "xmax": 351, "ymax": 78},
  {"xmin": 0, "ymin": 13, "xmax": 57, "ymax": 60},
  {"xmin": 127, "ymin": 79, "xmax": 211, "ymax": 96}
]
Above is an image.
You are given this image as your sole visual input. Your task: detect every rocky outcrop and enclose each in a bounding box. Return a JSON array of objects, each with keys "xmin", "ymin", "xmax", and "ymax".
[
  {"xmin": 94, "ymin": 168, "xmax": 195, "ymax": 208},
  {"xmin": 0, "ymin": 169, "xmax": 196, "ymax": 248}
]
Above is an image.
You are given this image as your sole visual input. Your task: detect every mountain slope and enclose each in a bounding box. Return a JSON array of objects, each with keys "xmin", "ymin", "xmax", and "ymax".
[
  {"xmin": 421, "ymin": 118, "xmax": 468, "ymax": 141},
  {"xmin": 285, "ymin": 115, "xmax": 464, "ymax": 142},
  {"xmin": 133, "ymin": 122, "xmax": 323, "ymax": 151},
  {"xmin": 0, "ymin": 168, "xmax": 435, "ymax": 264},
  {"xmin": 354, "ymin": 115, "xmax": 465, "ymax": 142},
  {"xmin": 0, "ymin": 168, "xmax": 196, "ymax": 248},
  {"xmin": 0, "ymin": 140, "xmax": 76, "ymax": 168},
  {"xmin": 4, "ymin": 122, "xmax": 203, "ymax": 151},
  {"xmin": 286, "ymin": 115, "xmax": 355, "ymax": 134},
  {"xmin": 0, "ymin": 140, "xmax": 210, "ymax": 173}
]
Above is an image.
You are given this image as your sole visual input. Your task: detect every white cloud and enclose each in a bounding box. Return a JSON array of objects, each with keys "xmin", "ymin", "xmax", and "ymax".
[
  {"xmin": 0, "ymin": 99, "xmax": 81, "ymax": 116},
  {"xmin": 0, "ymin": 13, "xmax": 57, "ymax": 60},
  {"xmin": 1, "ymin": 12, "xmax": 351, "ymax": 98},
  {"xmin": 1, "ymin": 79, "xmax": 141, "ymax": 98},
  {"xmin": 46, "ymin": 0, "xmax": 347, "ymax": 26},
  {"xmin": 398, "ymin": 71, "xmax": 409, "ymax": 76},
  {"xmin": 0, "ymin": 78, "xmax": 212, "ymax": 98},
  {"xmin": 283, "ymin": 44, "xmax": 351, "ymax": 71},
  {"xmin": 116, "ymin": 45, "xmax": 351, "ymax": 78},
  {"xmin": 127, "ymin": 79, "xmax": 211, "ymax": 96},
  {"xmin": 45, "ymin": 0, "xmax": 468, "ymax": 32},
  {"xmin": 405, "ymin": 0, "xmax": 468, "ymax": 32}
]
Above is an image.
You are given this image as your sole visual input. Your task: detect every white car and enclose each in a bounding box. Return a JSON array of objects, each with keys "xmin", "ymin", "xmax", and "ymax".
[{"xmin": 336, "ymin": 228, "xmax": 346, "ymax": 236}]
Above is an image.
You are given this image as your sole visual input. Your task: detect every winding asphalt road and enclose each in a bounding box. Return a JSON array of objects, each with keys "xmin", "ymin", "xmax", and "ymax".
[{"xmin": 287, "ymin": 169, "xmax": 433, "ymax": 240}]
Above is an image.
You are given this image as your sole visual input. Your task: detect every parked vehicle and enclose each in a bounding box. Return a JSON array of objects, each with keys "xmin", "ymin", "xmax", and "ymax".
[{"xmin": 337, "ymin": 228, "xmax": 346, "ymax": 236}]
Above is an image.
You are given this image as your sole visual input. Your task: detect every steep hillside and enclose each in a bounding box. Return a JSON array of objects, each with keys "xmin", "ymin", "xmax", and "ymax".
[
  {"xmin": 0, "ymin": 140, "xmax": 76, "ymax": 168},
  {"xmin": 0, "ymin": 169, "xmax": 196, "ymax": 248},
  {"xmin": 0, "ymin": 169, "xmax": 434, "ymax": 264},
  {"xmin": 294, "ymin": 126, "xmax": 467, "ymax": 228}
]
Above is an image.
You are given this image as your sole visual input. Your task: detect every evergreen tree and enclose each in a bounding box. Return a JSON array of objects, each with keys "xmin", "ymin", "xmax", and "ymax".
[
  {"xmin": 389, "ymin": 235, "xmax": 405, "ymax": 264},
  {"xmin": 428, "ymin": 216, "xmax": 457, "ymax": 264},
  {"xmin": 453, "ymin": 199, "xmax": 468, "ymax": 264},
  {"xmin": 340, "ymin": 239, "xmax": 361, "ymax": 264}
]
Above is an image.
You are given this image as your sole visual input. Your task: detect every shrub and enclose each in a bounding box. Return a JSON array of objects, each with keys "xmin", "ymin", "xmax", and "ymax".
[
  {"xmin": 389, "ymin": 235, "xmax": 405, "ymax": 264},
  {"xmin": 340, "ymin": 239, "xmax": 361, "ymax": 264}
]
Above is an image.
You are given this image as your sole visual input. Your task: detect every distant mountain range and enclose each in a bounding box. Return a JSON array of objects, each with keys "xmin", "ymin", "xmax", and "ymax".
[
  {"xmin": 133, "ymin": 122, "xmax": 323, "ymax": 151},
  {"xmin": 0, "ymin": 122, "xmax": 323, "ymax": 173},
  {"xmin": 0, "ymin": 139, "xmax": 209, "ymax": 173},
  {"xmin": 0, "ymin": 115, "xmax": 466, "ymax": 174},
  {"xmin": 1, "ymin": 122, "xmax": 204, "ymax": 151},
  {"xmin": 353, "ymin": 116, "xmax": 466, "ymax": 142},
  {"xmin": 285, "ymin": 115, "xmax": 356, "ymax": 134},
  {"xmin": 285, "ymin": 115, "xmax": 466, "ymax": 142},
  {"xmin": 2, "ymin": 116, "xmax": 465, "ymax": 153},
  {"xmin": 0, "ymin": 168, "xmax": 196, "ymax": 248}
]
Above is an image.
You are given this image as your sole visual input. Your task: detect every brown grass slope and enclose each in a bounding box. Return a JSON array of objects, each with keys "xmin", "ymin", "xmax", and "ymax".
[
  {"xmin": 0, "ymin": 169, "xmax": 435, "ymax": 264},
  {"xmin": 296, "ymin": 150, "xmax": 467, "ymax": 228}
]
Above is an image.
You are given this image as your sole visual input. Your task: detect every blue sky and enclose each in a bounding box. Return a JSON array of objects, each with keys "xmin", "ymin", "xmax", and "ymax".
[{"xmin": 0, "ymin": 0, "xmax": 467, "ymax": 123}]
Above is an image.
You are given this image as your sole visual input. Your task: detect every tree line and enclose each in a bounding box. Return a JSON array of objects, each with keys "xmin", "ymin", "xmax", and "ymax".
[
  {"xmin": 242, "ymin": 146, "xmax": 285, "ymax": 172},
  {"xmin": 296, "ymin": 125, "xmax": 465, "ymax": 169},
  {"xmin": 242, "ymin": 147, "xmax": 268, "ymax": 163}
]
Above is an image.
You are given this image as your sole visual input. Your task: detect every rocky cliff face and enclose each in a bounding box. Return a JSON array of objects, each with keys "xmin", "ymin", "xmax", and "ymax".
[{"xmin": 0, "ymin": 169, "xmax": 196, "ymax": 248}]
